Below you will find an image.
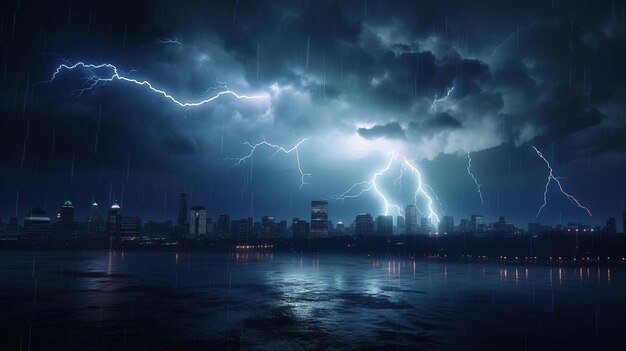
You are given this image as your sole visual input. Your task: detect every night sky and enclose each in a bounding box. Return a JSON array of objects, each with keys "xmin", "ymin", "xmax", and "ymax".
[{"xmin": 1, "ymin": 0, "xmax": 625, "ymax": 227}]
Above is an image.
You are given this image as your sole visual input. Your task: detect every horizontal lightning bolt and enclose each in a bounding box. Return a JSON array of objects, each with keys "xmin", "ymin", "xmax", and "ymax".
[
  {"xmin": 532, "ymin": 146, "xmax": 592, "ymax": 217},
  {"xmin": 466, "ymin": 152, "xmax": 485, "ymax": 205},
  {"xmin": 331, "ymin": 153, "xmax": 441, "ymax": 223},
  {"xmin": 222, "ymin": 139, "xmax": 311, "ymax": 189},
  {"xmin": 44, "ymin": 61, "xmax": 269, "ymax": 107},
  {"xmin": 158, "ymin": 38, "xmax": 182, "ymax": 46}
]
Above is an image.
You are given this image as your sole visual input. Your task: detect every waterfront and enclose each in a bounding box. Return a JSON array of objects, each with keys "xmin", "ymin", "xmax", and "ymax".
[{"xmin": 0, "ymin": 251, "xmax": 624, "ymax": 350}]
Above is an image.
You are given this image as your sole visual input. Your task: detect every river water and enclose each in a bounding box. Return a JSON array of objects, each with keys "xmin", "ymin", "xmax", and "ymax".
[{"xmin": 0, "ymin": 250, "xmax": 624, "ymax": 350}]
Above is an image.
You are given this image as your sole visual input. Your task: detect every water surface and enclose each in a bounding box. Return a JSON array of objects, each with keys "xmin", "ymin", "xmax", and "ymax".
[{"xmin": 0, "ymin": 250, "xmax": 624, "ymax": 350}]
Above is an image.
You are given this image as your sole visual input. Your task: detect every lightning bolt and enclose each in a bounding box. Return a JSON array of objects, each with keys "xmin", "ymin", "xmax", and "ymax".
[
  {"xmin": 44, "ymin": 61, "xmax": 269, "ymax": 107},
  {"xmin": 430, "ymin": 86, "xmax": 455, "ymax": 112},
  {"xmin": 158, "ymin": 38, "xmax": 182, "ymax": 46},
  {"xmin": 222, "ymin": 139, "xmax": 311, "ymax": 189},
  {"xmin": 532, "ymin": 146, "xmax": 592, "ymax": 217},
  {"xmin": 466, "ymin": 152, "xmax": 485, "ymax": 205},
  {"xmin": 331, "ymin": 153, "xmax": 441, "ymax": 223}
]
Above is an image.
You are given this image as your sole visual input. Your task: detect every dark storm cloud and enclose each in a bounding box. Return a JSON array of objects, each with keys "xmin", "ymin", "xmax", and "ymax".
[
  {"xmin": 357, "ymin": 122, "xmax": 406, "ymax": 140},
  {"xmin": 418, "ymin": 113, "xmax": 463, "ymax": 132}
]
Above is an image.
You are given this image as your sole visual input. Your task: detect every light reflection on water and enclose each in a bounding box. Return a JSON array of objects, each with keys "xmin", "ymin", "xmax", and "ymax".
[{"xmin": 0, "ymin": 250, "xmax": 625, "ymax": 350}]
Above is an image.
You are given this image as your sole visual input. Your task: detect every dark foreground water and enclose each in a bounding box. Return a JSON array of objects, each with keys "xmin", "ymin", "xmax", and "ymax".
[{"xmin": 1, "ymin": 251, "xmax": 625, "ymax": 350}]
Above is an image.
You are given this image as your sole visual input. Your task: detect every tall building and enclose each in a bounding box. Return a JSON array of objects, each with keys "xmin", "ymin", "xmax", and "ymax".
[
  {"xmin": 439, "ymin": 216, "xmax": 454, "ymax": 234},
  {"xmin": 420, "ymin": 217, "xmax": 432, "ymax": 234},
  {"xmin": 623, "ymin": 210, "xmax": 626, "ymax": 234},
  {"xmin": 261, "ymin": 216, "xmax": 276, "ymax": 238},
  {"xmin": 291, "ymin": 218, "xmax": 309, "ymax": 238},
  {"xmin": 108, "ymin": 202, "xmax": 122, "ymax": 237},
  {"xmin": 190, "ymin": 206, "xmax": 208, "ymax": 236},
  {"xmin": 177, "ymin": 193, "xmax": 188, "ymax": 232},
  {"xmin": 217, "ymin": 214, "xmax": 230, "ymax": 237},
  {"xmin": 24, "ymin": 207, "xmax": 52, "ymax": 236},
  {"xmin": 396, "ymin": 216, "xmax": 405, "ymax": 235},
  {"xmin": 606, "ymin": 218, "xmax": 617, "ymax": 234},
  {"xmin": 310, "ymin": 201, "xmax": 329, "ymax": 237},
  {"xmin": 376, "ymin": 215, "xmax": 393, "ymax": 236},
  {"xmin": 232, "ymin": 217, "xmax": 253, "ymax": 242},
  {"xmin": 121, "ymin": 216, "xmax": 141, "ymax": 237},
  {"xmin": 8, "ymin": 217, "xmax": 18, "ymax": 234},
  {"xmin": 470, "ymin": 214, "xmax": 485, "ymax": 232},
  {"xmin": 87, "ymin": 202, "xmax": 105, "ymax": 235},
  {"xmin": 405, "ymin": 205, "xmax": 418, "ymax": 235},
  {"xmin": 335, "ymin": 221, "xmax": 345, "ymax": 235},
  {"xmin": 355, "ymin": 213, "xmax": 374, "ymax": 236},
  {"xmin": 59, "ymin": 200, "xmax": 75, "ymax": 235},
  {"xmin": 276, "ymin": 220, "xmax": 288, "ymax": 237}
]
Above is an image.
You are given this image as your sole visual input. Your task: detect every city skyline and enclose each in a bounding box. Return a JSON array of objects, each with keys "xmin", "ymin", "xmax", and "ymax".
[
  {"xmin": 2, "ymin": 1, "xmax": 626, "ymax": 231},
  {"xmin": 3, "ymin": 194, "xmax": 624, "ymax": 238}
]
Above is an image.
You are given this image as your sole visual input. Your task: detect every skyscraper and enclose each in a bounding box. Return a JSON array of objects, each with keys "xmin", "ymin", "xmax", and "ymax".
[
  {"xmin": 87, "ymin": 202, "xmax": 105, "ymax": 235},
  {"xmin": 291, "ymin": 218, "xmax": 309, "ymax": 238},
  {"xmin": 24, "ymin": 207, "xmax": 52, "ymax": 236},
  {"xmin": 121, "ymin": 216, "xmax": 142, "ymax": 237},
  {"xmin": 439, "ymin": 216, "xmax": 454, "ymax": 234},
  {"xmin": 420, "ymin": 217, "xmax": 432, "ymax": 234},
  {"xmin": 405, "ymin": 205, "xmax": 418, "ymax": 235},
  {"xmin": 59, "ymin": 200, "xmax": 75, "ymax": 235},
  {"xmin": 396, "ymin": 216, "xmax": 405, "ymax": 235},
  {"xmin": 190, "ymin": 206, "xmax": 208, "ymax": 236},
  {"xmin": 108, "ymin": 202, "xmax": 122, "ymax": 237},
  {"xmin": 261, "ymin": 216, "xmax": 276, "ymax": 238},
  {"xmin": 355, "ymin": 213, "xmax": 374, "ymax": 236},
  {"xmin": 310, "ymin": 201, "xmax": 329, "ymax": 237},
  {"xmin": 471, "ymin": 214, "xmax": 485, "ymax": 232},
  {"xmin": 606, "ymin": 217, "xmax": 617, "ymax": 234},
  {"xmin": 177, "ymin": 193, "xmax": 188, "ymax": 231},
  {"xmin": 376, "ymin": 215, "xmax": 393, "ymax": 236},
  {"xmin": 217, "ymin": 214, "xmax": 230, "ymax": 237}
]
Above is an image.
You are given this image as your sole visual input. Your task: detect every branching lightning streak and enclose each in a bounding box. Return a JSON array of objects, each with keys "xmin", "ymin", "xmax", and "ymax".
[
  {"xmin": 430, "ymin": 86, "xmax": 455, "ymax": 112},
  {"xmin": 45, "ymin": 62, "xmax": 268, "ymax": 107},
  {"xmin": 223, "ymin": 139, "xmax": 311, "ymax": 189},
  {"xmin": 466, "ymin": 152, "xmax": 485, "ymax": 205},
  {"xmin": 532, "ymin": 146, "xmax": 592, "ymax": 217},
  {"xmin": 331, "ymin": 154, "xmax": 441, "ymax": 223}
]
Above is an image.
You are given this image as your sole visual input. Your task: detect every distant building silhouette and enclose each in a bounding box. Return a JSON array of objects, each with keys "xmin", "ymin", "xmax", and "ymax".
[
  {"xmin": 471, "ymin": 214, "xmax": 485, "ymax": 232},
  {"xmin": 376, "ymin": 215, "xmax": 393, "ymax": 236},
  {"xmin": 623, "ymin": 210, "xmax": 626, "ymax": 234},
  {"xmin": 439, "ymin": 216, "xmax": 454, "ymax": 234},
  {"xmin": 396, "ymin": 216, "xmax": 405, "ymax": 235},
  {"xmin": 87, "ymin": 202, "xmax": 105, "ymax": 235},
  {"xmin": 261, "ymin": 216, "xmax": 276, "ymax": 239},
  {"xmin": 232, "ymin": 218, "xmax": 253, "ymax": 242},
  {"xmin": 606, "ymin": 217, "xmax": 617, "ymax": 234},
  {"xmin": 310, "ymin": 201, "xmax": 329, "ymax": 237},
  {"xmin": 217, "ymin": 214, "xmax": 230, "ymax": 237},
  {"xmin": 24, "ymin": 207, "xmax": 51, "ymax": 236},
  {"xmin": 405, "ymin": 205, "xmax": 417, "ymax": 234},
  {"xmin": 189, "ymin": 206, "xmax": 207, "ymax": 236},
  {"xmin": 292, "ymin": 218, "xmax": 309, "ymax": 238},
  {"xmin": 107, "ymin": 202, "xmax": 122, "ymax": 237},
  {"xmin": 335, "ymin": 221, "xmax": 345, "ymax": 235},
  {"xmin": 121, "ymin": 216, "xmax": 141, "ymax": 237},
  {"xmin": 355, "ymin": 213, "xmax": 374, "ymax": 236},
  {"xmin": 177, "ymin": 193, "xmax": 188, "ymax": 233},
  {"xmin": 59, "ymin": 200, "xmax": 75, "ymax": 235},
  {"xmin": 8, "ymin": 217, "xmax": 18, "ymax": 234},
  {"xmin": 420, "ymin": 217, "xmax": 432, "ymax": 234}
]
